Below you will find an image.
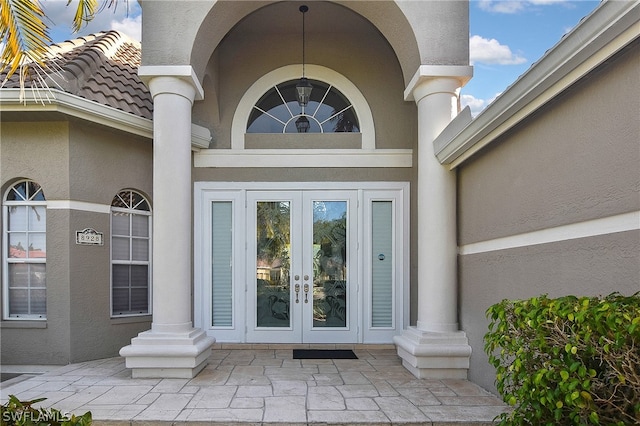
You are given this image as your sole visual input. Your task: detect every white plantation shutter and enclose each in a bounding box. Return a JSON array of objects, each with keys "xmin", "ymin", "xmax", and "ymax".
[
  {"xmin": 371, "ymin": 201, "xmax": 393, "ymax": 327},
  {"xmin": 211, "ymin": 201, "xmax": 233, "ymax": 327}
]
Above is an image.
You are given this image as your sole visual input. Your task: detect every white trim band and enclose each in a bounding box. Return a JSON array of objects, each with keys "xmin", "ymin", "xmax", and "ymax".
[
  {"xmin": 459, "ymin": 211, "xmax": 640, "ymax": 255},
  {"xmin": 194, "ymin": 149, "xmax": 412, "ymax": 168},
  {"xmin": 47, "ymin": 200, "xmax": 110, "ymax": 214}
]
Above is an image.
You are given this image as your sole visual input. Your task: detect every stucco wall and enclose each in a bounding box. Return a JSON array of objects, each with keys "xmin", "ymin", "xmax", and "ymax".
[
  {"xmin": 1, "ymin": 122, "xmax": 72, "ymax": 365},
  {"xmin": 68, "ymin": 121, "xmax": 153, "ymax": 204},
  {"xmin": 190, "ymin": 1, "xmax": 422, "ymax": 325},
  {"xmin": 457, "ymin": 43, "xmax": 640, "ymax": 393},
  {"xmin": 141, "ymin": 1, "xmax": 468, "ymax": 87},
  {"xmin": 0, "ymin": 121, "xmax": 71, "ymax": 198},
  {"xmin": 196, "ymin": 1, "xmax": 416, "ymax": 151},
  {"xmin": 1, "ymin": 119, "xmax": 153, "ymax": 365},
  {"xmin": 67, "ymin": 122, "xmax": 153, "ymax": 362},
  {"xmin": 458, "ymin": 43, "xmax": 639, "ymax": 245}
]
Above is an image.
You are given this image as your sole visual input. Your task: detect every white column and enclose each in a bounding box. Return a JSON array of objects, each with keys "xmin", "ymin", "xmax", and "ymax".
[
  {"xmin": 120, "ymin": 66, "xmax": 215, "ymax": 378},
  {"xmin": 394, "ymin": 65, "xmax": 473, "ymax": 379}
]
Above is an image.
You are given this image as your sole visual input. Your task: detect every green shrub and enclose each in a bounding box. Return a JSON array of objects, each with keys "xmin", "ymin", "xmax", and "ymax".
[
  {"xmin": 1, "ymin": 395, "xmax": 92, "ymax": 425},
  {"xmin": 484, "ymin": 293, "xmax": 640, "ymax": 425}
]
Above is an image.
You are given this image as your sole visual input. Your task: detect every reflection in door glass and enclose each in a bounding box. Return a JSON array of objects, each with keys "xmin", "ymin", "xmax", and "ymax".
[
  {"xmin": 256, "ymin": 202, "xmax": 291, "ymax": 327},
  {"xmin": 312, "ymin": 201, "xmax": 347, "ymax": 328}
]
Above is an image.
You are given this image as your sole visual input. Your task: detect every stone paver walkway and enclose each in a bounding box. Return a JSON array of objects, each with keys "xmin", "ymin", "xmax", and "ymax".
[{"xmin": 1, "ymin": 347, "xmax": 509, "ymax": 425}]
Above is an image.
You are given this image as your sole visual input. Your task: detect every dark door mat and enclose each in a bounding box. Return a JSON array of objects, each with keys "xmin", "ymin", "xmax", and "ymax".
[{"xmin": 293, "ymin": 349, "xmax": 358, "ymax": 359}]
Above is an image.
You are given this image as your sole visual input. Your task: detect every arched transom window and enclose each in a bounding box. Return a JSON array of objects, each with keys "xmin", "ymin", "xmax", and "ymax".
[{"xmin": 247, "ymin": 79, "xmax": 360, "ymax": 134}]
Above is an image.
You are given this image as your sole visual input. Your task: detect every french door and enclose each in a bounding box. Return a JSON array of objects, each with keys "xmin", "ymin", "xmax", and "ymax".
[
  {"xmin": 246, "ymin": 191, "xmax": 358, "ymax": 343},
  {"xmin": 194, "ymin": 182, "xmax": 409, "ymax": 345}
]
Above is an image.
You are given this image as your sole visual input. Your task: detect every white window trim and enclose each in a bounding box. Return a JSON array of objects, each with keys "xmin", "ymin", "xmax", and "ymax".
[
  {"xmin": 110, "ymin": 195, "xmax": 153, "ymax": 318},
  {"xmin": 2, "ymin": 182, "xmax": 47, "ymax": 320},
  {"xmin": 232, "ymin": 65, "xmax": 375, "ymax": 150}
]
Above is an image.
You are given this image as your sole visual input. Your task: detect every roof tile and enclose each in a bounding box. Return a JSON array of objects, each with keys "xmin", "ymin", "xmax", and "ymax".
[{"xmin": 1, "ymin": 31, "xmax": 152, "ymax": 120}]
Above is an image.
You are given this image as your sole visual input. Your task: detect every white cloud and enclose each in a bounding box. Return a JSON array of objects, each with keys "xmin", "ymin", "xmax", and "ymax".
[
  {"xmin": 478, "ymin": 0, "xmax": 571, "ymax": 14},
  {"xmin": 478, "ymin": 1, "xmax": 526, "ymax": 14},
  {"xmin": 461, "ymin": 92, "xmax": 501, "ymax": 116},
  {"xmin": 42, "ymin": 0, "xmax": 141, "ymax": 41},
  {"xmin": 110, "ymin": 14, "xmax": 142, "ymax": 41},
  {"xmin": 470, "ymin": 35, "xmax": 527, "ymax": 65},
  {"xmin": 461, "ymin": 94, "xmax": 487, "ymax": 116}
]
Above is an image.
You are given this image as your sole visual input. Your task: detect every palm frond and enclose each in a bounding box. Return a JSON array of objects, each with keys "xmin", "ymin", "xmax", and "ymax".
[
  {"xmin": 70, "ymin": 0, "xmax": 98, "ymax": 33},
  {"xmin": 0, "ymin": 0, "xmax": 52, "ymax": 83},
  {"xmin": 1, "ymin": 0, "xmax": 123, "ymax": 102}
]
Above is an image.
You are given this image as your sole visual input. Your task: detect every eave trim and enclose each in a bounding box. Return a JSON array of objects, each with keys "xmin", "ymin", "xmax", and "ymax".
[
  {"xmin": 437, "ymin": 1, "xmax": 640, "ymax": 169},
  {"xmin": 0, "ymin": 88, "xmax": 212, "ymax": 150}
]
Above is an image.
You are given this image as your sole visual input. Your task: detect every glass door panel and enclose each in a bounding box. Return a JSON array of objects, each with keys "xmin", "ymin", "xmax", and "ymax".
[
  {"xmin": 303, "ymin": 192, "xmax": 357, "ymax": 343},
  {"xmin": 256, "ymin": 201, "xmax": 291, "ymax": 328},
  {"xmin": 247, "ymin": 190, "xmax": 357, "ymax": 343},
  {"xmin": 311, "ymin": 201, "xmax": 347, "ymax": 328}
]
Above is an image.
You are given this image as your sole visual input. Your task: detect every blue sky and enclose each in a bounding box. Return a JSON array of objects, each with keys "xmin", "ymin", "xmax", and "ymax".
[
  {"xmin": 462, "ymin": 0, "xmax": 600, "ymax": 115},
  {"xmin": 44, "ymin": 0, "xmax": 600, "ymax": 116}
]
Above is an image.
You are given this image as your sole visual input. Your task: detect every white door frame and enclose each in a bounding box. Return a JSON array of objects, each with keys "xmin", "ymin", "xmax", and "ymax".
[{"xmin": 194, "ymin": 182, "xmax": 409, "ymax": 344}]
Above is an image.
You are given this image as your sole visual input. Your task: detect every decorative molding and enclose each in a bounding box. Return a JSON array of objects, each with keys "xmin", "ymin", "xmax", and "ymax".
[
  {"xmin": 404, "ymin": 65, "xmax": 473, "ymax": 102},
  {"xmin": 459, "ymin": 211, "xmax": 640, "ymax": 256},
  {"xmin": 46, "ymin": 200, "xmax": 111, "ymax": 214},
  {"xmin": 138, "ymin": 65, "xmax": 204, "ymax": 100},
  {"xmin": 194, "ymin": 149, "xmax": 412, "ymax": 168}
]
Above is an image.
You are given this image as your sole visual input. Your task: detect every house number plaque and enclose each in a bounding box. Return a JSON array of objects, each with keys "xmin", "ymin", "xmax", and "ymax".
[{"xmin": 76, "ymin": 228, "xmax": 104, "ymax": 246}]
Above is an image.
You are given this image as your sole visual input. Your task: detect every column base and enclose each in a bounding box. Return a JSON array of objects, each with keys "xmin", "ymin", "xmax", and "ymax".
[
  {"xmin": 119, "ymin": 328, "xmax": 215, "ymax": 378},
  {"xmin": 393, "ymin": 326, "xmax": 471, "ymax": 379}
]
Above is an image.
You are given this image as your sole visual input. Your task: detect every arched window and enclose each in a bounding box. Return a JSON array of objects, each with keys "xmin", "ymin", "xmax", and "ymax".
[
  {"xmin": 247, "ymin": 79, "xmax": 360, "ymax": 134},
  {"xmin": 231, "ymin": 65, "xmax": 376, "ymax": 151},
  {"xmin": 3, "ymin": 180, "xmax": 47, "ymax": 319},
  {"xmin": 111, "ymin": 190, "xmax": 151, "ymax": 317}
]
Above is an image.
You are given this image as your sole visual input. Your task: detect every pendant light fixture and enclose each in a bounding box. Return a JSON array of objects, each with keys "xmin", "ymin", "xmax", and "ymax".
[
  {"xmin": 295, "ymin": 115, "xmax": 310, "ymax": 133},
  {"xmin": 295, "ymin": 5, "xmax": 312, "ymax": 108}
]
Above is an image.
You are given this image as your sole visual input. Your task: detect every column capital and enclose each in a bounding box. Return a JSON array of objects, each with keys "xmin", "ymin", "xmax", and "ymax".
[
  {"xmin": 404, "ymin": 65, "xmax": 473, "ymax": 103},
  {"xmin": 139, "ymin": 65, "xmax": 204, "ymax": 101}
]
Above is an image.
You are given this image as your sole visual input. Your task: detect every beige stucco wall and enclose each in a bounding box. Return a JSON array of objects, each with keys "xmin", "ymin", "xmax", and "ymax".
[
  {"xmin": 458, "ymin": 44, "xmax": 639, "ymax": 245},
  {"xmin": 194, "ymin": 1, "xmax": 416, "ymax": 151},
  {"xmin": 141, "ymin": 1, "xmax": 468, "ymax": 86},
  {"xmin": 190, "ymin": 1, "xmax": 423, "ymax": 323},
  {"xmin": 1, "ymin": 121, "xmax": 71, "ymax": 198},
  {"xmin": 1, "ymin": 119, "xmax": 153, "ymax": 365},
  {"xmin": 67, "ymin": 122, "xmax": 153, "ymax": 362},
  {"xmin": 457, "ymin": 43, "xmax": 640, "ymax": 392},
  {"xmin": 1, "ymin": 122, "xmax": 72, "ymax": 364}
]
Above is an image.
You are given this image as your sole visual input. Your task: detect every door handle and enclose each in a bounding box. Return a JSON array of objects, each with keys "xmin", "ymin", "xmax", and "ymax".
[
  {"xmin": 303, "ymin": 283, "xmax": 309, "ymax": 303},
  {"xmin": 295, "ymin": 284, "xmax": 300, "ymax": 303}
]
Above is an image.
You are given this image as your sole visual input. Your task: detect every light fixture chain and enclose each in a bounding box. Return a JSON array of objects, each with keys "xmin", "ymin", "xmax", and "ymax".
[{"xmin": 301, "ymin": 5, "xmax": 307, "ymax": 77}]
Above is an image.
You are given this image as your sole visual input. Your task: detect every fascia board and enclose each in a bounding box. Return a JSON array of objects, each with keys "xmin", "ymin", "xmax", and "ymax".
[
  {"xmin": 437, "ymin": 0, "xmax": 640, "ymax": 168},
  {"xmin": 0, "ymin": 89, "xmax": 212, "ymax": 150},
  {"xmin": 0, "ymin": 88, "xmax": 153, "ymax": 138}
]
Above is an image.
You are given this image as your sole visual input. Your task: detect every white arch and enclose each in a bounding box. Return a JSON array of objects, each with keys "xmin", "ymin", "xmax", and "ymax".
[{"xmin": 232, "ymin": 64, "xmax": 375, "ymax": 150}]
